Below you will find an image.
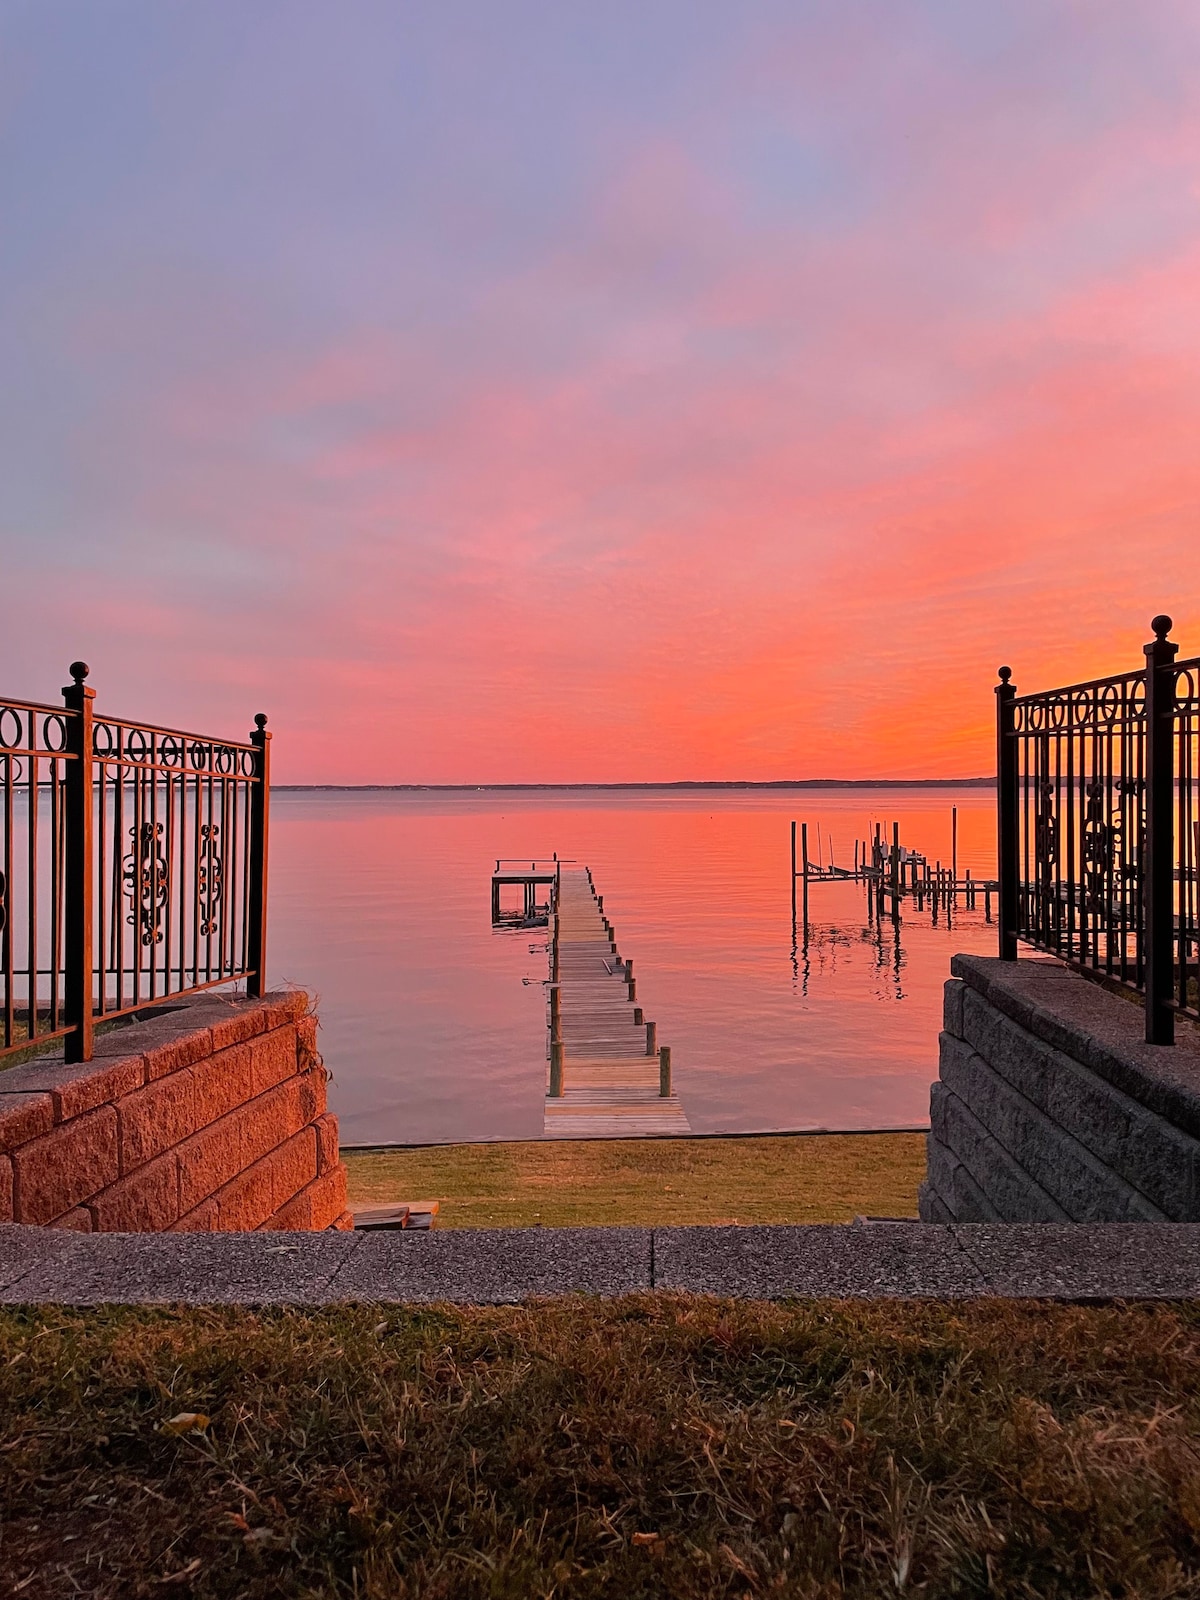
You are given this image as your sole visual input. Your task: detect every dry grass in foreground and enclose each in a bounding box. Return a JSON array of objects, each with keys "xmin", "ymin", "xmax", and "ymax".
[
  {"xmin": 2, "ymin": 1298, "xmax": 1200, "ymax": 1597},
  {"xmin": 342, "ymin": 1132, "xmax": 926, "ymax": 1227}
]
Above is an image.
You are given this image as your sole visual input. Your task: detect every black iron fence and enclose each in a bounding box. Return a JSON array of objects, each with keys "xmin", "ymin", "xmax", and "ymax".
[
  {"xmin": 997, "ymin": 616, "xmax": 1199, "ymax": 1043},
  {"xmin": 1, "ymin": 663, "xmax": 270, "ymax": 1064}
]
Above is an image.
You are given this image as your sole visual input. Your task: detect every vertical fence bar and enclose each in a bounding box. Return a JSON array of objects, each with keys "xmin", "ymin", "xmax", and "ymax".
[
  {"xmin": 1144, "ymin": 616, "xmax": 1178, "ymax": 1045},
  {"xmin": 63, "ymin": 662, "xmax": 94, "ymax": 1063},
  {"xmin": 246, "ymin": 713, "xmax": 270, "ymax": 998},
  {"xmin": 997, "ymin": 665, "xmax": 1019, "ymax": 961}
]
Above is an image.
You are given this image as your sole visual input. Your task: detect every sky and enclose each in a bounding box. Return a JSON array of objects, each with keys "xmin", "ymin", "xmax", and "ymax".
[{"xmin": 2, "ymin": 1, "xmax": 1199, "ymax": 783}]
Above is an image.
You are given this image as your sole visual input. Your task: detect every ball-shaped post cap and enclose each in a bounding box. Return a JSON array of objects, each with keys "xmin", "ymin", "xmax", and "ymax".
[
  {"xmin": 254, "ymin": 713, "xmax": 268, "ymax": 730},
  {"xmin": 997, "ymin": 665, "xmax": 1012, "ymax": 683},
  {"xmin": 69, "ymin": 661, "xmax": 90, "ymax": 684},
  {"xmin": 1151, "ymin": 615, "xmax": 1173, "ymax": 641}
]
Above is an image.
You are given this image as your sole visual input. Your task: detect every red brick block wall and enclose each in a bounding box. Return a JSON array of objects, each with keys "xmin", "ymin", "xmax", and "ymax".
[{"xmin": 0, "ymin": 992, "xmax": 351, "ymax": 1234}]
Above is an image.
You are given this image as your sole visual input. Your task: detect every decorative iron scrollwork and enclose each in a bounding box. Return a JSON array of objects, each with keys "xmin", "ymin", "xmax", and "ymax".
[
  {"xmin": 1082, "ymin": 779, "xmax": 1114, "ymax": 913},
  {"xmin": 198, "ymin": 824, "xmax": 222, "ymax": 935},
  {"xmin": 1035, "ymin": 777, "xmax": 1057, "ymax": 871},
  {"xmin": 0, "ymin": 868, "xmax": 6, "ymax": 938},
  {"xmin": 123, "ymin": 822, "xmax": 170, "ymax": 946}
]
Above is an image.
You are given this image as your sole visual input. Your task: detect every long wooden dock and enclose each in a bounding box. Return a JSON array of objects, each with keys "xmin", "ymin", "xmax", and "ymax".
[{"xmin": 544, "ymin": 867, "xmax": 690, "ymax": 1138}]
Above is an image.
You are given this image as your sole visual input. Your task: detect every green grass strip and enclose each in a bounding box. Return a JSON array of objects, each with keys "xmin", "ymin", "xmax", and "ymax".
[{"xmin": 343, "ymin": 1132, "xmax": 927, "ymax": 1228}]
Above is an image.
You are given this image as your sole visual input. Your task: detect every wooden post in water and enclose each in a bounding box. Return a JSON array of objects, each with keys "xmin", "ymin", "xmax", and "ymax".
[
  {"xmin": 951, "ymin": 805, "xmax": 958, "ymax": 904},
  {"xmin": 801, "ymin": 822, "xmax": 810, "ymax": 931},
  {"xmin": 790, "ymin": 820, "xmax": 797, "ymax": 924},
  {"xmin": 659, "ymin": 1045, "xmax": 672, "ymax": 1097},
  {"xmin": 891, "ymin": 822, "xmax": 901, "ymax": 922},
  {"xmin": 645, "ymin": 1019, "xmax": 657, "ymax": 1057},
  {"xmin": 633, "ymin": 1007, "xmax": 643, "ymax": 1025}
]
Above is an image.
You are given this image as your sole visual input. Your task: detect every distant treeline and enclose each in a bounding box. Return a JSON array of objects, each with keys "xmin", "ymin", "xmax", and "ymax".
[{"xmin": 273, "ymin": 778, "xmax": 996, "ymax": 792}]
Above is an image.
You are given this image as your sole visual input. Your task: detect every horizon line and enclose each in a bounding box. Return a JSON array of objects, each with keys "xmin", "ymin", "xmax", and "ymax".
[{"xmin": 272, "ymin": 777, "xmax": 996, "ymax": 792}]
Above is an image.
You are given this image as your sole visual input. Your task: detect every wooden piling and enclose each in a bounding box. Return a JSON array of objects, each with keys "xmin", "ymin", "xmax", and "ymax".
[
  {"xmin": 659, "ymin": 1045, "xmax": 672, "ymax": 1097},
  {"xmin": 790, "ymin": 820, "xmax": 797, "ymax": 924},
  {"xmin": 801, "ymin": 822, "xmax": 810, "ymax": 928},
  {"xmin": 951, "ymin": 804, "xmax": 958, "ymax": 901}
]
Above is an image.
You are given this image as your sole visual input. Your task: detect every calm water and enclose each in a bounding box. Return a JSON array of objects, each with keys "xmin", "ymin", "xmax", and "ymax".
[{"xmin": 266, "ymin": 787, "xmax": 998, "ymax": 1145}]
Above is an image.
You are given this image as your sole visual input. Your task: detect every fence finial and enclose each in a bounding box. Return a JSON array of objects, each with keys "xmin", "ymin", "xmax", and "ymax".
[
  {"xmin": 997, "ymin": 665, "xmax": 1011, "ymax": 684},
  {"xmin": 1151, "ymin": 615, "xmax": 1173, "ymax": 641},
  {"xmin": 254, "ymin": 713, "xmax": 268, "ymax": 731},
  {"xmin": 69, "ymin": 661, "xmax": 89, "ymax": 685}
]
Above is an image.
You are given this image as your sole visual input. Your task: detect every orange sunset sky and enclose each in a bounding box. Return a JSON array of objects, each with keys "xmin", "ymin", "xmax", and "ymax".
[{"xmin": 2, "ymin": 2, "xmax": 1199, "ymax": 783}]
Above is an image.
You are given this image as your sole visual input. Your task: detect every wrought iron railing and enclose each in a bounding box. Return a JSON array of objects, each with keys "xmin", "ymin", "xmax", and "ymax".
[
  {"xmin": 1, "ymin": 663, "xmax": 270, "ymax": 1064},
  {"xmin": 997, "ymin": 616, "xmax": 1199, "ymax": 1043}
]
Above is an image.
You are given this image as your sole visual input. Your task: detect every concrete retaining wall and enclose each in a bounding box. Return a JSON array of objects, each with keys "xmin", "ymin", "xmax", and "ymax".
[
  {"xmin": 920, "ymin": 955, "xmax": 1200, "ymax": 1224},
  {"xmin": 0, "ymin": 992, "xmax": 349, "ymax": 1233}
]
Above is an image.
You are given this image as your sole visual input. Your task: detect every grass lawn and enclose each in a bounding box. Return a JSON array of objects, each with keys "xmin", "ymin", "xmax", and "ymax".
[
  {"xmin": 2, "ymin": 1297, "xmax": 1199, "ymax": 1597},
  {"xmin": 342, "ymin": 1132, "xmax": 927, "ymax": 1228}
]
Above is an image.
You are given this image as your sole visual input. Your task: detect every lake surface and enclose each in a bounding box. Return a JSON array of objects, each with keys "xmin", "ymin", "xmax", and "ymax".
[{"xmin": 266, "ymin": 786, "xmax": 998, "ymax": 1146}]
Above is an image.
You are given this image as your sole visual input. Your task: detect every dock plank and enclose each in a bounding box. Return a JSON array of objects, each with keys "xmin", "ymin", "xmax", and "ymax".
[{"xmin": 543, "ymin": 867, "xmax": 690, "ymax": 1138}]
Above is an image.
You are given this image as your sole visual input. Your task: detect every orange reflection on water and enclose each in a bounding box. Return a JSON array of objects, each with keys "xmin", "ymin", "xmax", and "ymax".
[{"xmin": 267, "ymin": 787, "xmax": 998, "ymax": 1144}]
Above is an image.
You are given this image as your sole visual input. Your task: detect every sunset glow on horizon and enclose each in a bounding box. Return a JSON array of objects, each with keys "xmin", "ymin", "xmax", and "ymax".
[{"xmin": 3, "ymin": 2, "xmax": 1199, "ymax": 782}]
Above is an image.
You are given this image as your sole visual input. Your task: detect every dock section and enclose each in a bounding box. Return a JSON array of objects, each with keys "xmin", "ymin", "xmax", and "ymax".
[{"xmin": 544, "ymin": 867, "xmax": 690, "ymax": 1138}]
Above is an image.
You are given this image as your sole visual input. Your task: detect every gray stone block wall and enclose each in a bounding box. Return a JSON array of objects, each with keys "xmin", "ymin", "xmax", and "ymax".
[{"xmin": 920, "ymin": 959, "xmax": 1200, "ymax": 1224}]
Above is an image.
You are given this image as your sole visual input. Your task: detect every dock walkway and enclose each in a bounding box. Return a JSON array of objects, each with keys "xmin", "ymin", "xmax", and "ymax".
[{"xmin": 544, "ymin": 867, "xmax": 690, "ymax": 1138}]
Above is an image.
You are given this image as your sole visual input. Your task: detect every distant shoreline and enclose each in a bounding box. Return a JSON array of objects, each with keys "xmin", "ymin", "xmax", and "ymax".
[{"xmin": 273, "ymin": 777, "xmax": 995, "ymax": 792}]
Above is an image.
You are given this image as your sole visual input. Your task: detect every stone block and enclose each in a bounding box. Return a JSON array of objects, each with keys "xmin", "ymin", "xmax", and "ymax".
[
  {"xmin": 314, "ymin": 1113, "xmax": 339, "ymax": 1175},
  {"xmin": 116, "ymin": 1070, "xmax": 197, "ymax": 1171},
  {"xmin": 0, "ymin": 1093, "xmax": 55, "ymax": 1154},
  {"xmin": 0, "ymin": 1052, "xmax": 144, "ymax": 1122},
  {"xmin": 268, "ymin": 1126, "xmax": 320, "ymax": 1214},
  {"xmin": 170, "ymin": 1198, "xmax": 220, "ymax": 1233},
  {"xmin": 959, "ymin": 986, "xmax": 1200, "ymax": 1219},
  {"xmin": 263, "ymin": 1186, "xmax": 314, "ymax": 1231},
  {"xmin": 329, "ymin": 1209, "xmax": 355, "ymax": 1232},
  {"xmin": 943, "ymin": 978, "xmax": 965, "ymax": 1040},
  {"xmin": 247, "ymin": 1026, "xmax": 297, "ymax": 1097},
  {"xmin": 295, "ymin": 1013, "xmax": 320, "ymax": 1067},
  {"xmin": 88, "ymin": 1150, "xmax": 180, "ymax": 1233},
  {"xmin": 918, "ymin": 1180, "xmax": 954, "ymax": 1224},
  {"xmin": 297, "ymin": 1067, "xmax": 326, "ymax": 1124},
  {"xmin": 262, "ymin": 990, "xmax": 309, "ymax": 1030},
  {"xmin": 946, "ymin": 1154, "xmax": 1004, "ymax": 1223},
  {"xmin": 48, "ymin": 1208, "xmax": 93, "ymax": 1232},
  {"xmin": 208, "ymin": 1004, "xmax": 269, "ymax": 1053},
  {"xmin": 0, "ymin": 1156, "xmax": 11, "ymax": 1224},
  {"xmin": 188, "ymin": 1044, "xmax": 254, "ymax": 1130},
  {"xmin": 936, "ymin": 1086, "xmax": 1069, "ymax": 1222},
  {"xmin": 12, "ymin": 1106, "xmax": 120, "ymax": 1225},
  {"xmin": 213, "ymin": 1153, "xmax": 277, "ymax": 1232},
  {"xmin": 264, "ymin": 1166, "xmax": 346, "ymax": 1233},
  {"xmin": 307, "ymin": 1164, "xmax": 347, "ymax": 1231},
  {"xmin": 240, "ymin": 1077, "xmax": 308, "ymax": 1169},
  {"xmin": 176, "ymin": 1110, "xmax": 246, "ymax": 1215},
  {"xmin": 923, "ymin": 1127, "xmax": 958, "ymax": 1201},
  {"xmin": 929, "ymin": 1080, "xmax": 951, "ymax": 1145},
  {"xmin": 940, "ymin": 1031, "xmax": 1167, "ymax": 1222},
  {"xmin": 142, "ymin": 1023, "xmax": 216, "ymax": 1081},
  {"xmin": 212, "ymin": 1133, "xmax": 315, "ymax": 1232}
]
